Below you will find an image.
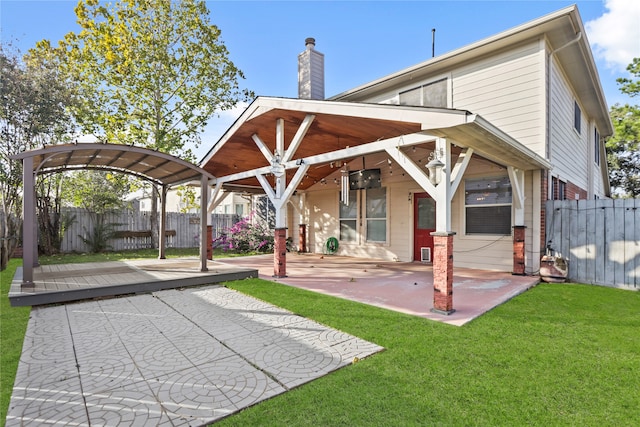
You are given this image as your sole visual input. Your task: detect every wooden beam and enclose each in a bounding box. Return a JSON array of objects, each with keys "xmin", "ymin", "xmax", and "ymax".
[
  {"xmin": 508, "ymin": 166, "xmax": 525, "ymax": 226},
  {"xmin": 283, "ymin": 114, "xmax": 315, "ymax": 162},
  {"xmin": 252, "ymin": 133, "xmax": 274, "ymax": 162},
  {"xmin": 450, "ymin": 147, "xmax": 473, "ymax": 201},
  {"xmin": 212, "ymin": 132, "xmax": 436, "ymax": 185}
]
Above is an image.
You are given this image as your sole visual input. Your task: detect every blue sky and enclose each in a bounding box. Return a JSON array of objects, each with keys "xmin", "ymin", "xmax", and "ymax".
[{"xmin": 2, "ymin": 0, "xmax": 639, "ymax": 159}]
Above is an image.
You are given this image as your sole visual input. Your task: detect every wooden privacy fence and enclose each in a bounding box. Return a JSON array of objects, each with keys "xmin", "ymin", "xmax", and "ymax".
[
  {"xmin": 545, "ymin": 199, "xmax": 639, "ymax": 290},
  {"xmin": 60, "ymin": 208, "xmax": 239, "ymax": 252}
]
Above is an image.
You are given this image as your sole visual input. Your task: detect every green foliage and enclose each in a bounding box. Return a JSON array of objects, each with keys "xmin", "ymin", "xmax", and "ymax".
[
  {"xmin": 79, "ymin": 217, "xmax": 119, "ymax": 253},
  {"xmin": 616, "ymin": 57, "xmax": 640, "ymax": 98},
  {"xmin": 56, "ymin": 0, "xmax": 252, "ymax": 157},
  {"xmin": 608, "ymin": 58, "xmax": 640, "ymax": 197},
  {"xmin": 223, "ymin": 280, "xmax": 640, "ymax": 426},
  {"xmin": 62, "ymin": 170, "xmax": 132, "ymax": 214},
  {"xmin": 175, "ymin": 185, "xmax": 199, "ymax": 213},
  {"xmin": 0, "ymin": 45, "xmax": 76, "ymax": 266}
]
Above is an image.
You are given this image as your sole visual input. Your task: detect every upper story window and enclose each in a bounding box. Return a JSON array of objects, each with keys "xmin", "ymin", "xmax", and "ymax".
[
  {"xmin": 574, "ymin": 101, "xmax": 581, "ymax": 134},
  {"xmin": 594, "ymin": 127, "xmax": 600, "ymax": 166},
  {"xmin": 464, "ymin": 176, "xmax": 512, "ymax": 235},
  {"xmin": 399, "ymin": 78, "xmax": 447, "ymax": 108}
]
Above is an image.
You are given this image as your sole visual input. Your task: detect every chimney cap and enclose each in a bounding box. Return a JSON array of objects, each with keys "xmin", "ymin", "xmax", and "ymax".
[{"xmin": 305, "ymin": 37, "xmax": 316, "ymax": 48}]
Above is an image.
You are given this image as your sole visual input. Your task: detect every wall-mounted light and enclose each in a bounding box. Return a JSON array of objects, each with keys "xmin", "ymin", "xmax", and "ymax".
[
  {"xmin": 295, "ymin": 158, "xmax": 305, "ymax": 165},
  {"xmin": 426, "ymin": 150, "xmax": 444, "ymax": 186}
]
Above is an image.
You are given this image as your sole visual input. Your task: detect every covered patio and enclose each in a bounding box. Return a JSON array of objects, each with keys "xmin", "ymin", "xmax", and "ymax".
[{"xmin": 200, "ymin": 96, "xmax": 550, "ymax": 316}]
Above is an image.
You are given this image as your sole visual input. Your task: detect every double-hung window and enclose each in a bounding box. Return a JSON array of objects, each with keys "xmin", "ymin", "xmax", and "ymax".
[
  {"xmin": 399, "ymin": 78, "xmax": 447, "ymax": 108},
  {"xmin": 339, "ymin": 190, "xmax": 357, "ymax": 241},
  {"xmin": 465, "ymin": 177, "xmax": 512, "ymax": 235},
  {"xmin": 365, "ymin": 187, "xmax": 387, "ymax": 242}
]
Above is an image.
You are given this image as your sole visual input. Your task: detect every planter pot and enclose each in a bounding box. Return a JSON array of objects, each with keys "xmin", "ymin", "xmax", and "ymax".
[{"xmin": 540, "ymin": 255, "xmax": 568, "ymax": 283}]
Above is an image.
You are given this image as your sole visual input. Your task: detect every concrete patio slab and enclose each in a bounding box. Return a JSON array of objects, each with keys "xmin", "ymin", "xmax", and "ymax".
[
  {"xmin": 218, "ymin": 253, "xmax": 540, "ymax": 326},
  {"xmin": 5, "ymin": 286, "xmax": 383, "ymax": 426}
]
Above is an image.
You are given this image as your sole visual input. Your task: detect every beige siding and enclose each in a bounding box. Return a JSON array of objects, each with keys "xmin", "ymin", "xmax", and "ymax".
[
  {"xmin": 548, "ymin": 57, "xmax": 590, "ymax": 192},
  {"xmin": 452, "ymin": 40, "xmax": 546, "ymax": 154},
  {"xmin": 302, "ymin": 153, "xmax": 543, "ymax": 272}
]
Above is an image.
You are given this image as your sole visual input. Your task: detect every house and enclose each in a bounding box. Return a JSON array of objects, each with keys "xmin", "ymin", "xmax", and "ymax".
[{"xmin": 199, "ymin": 5, "xmax": 612, "ymax": 313}]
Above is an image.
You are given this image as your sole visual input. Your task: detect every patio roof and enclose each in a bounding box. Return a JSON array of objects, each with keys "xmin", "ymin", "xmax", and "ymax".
[
  {"xmin": 12, "ymin": 143, "xmax": 215, "ymax": 187},
  {"xmin": 199, "ymin": 97, "xmax": 550, "ymax": 192}
]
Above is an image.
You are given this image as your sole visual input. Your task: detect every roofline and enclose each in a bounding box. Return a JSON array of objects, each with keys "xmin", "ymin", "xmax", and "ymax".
[
  {"xmin": 198, "ymin": 96, "xmax": 472, "ymax": 166},
  {"xmin": 329, "ymin": 5, "xmax": 613, "ymax": 137},
  {"xmin": 330, "ymin": 6, "xmax": 578, "ymax": 100}
]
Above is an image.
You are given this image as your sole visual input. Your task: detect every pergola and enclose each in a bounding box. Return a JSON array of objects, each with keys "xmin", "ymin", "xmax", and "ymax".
[{"xmin": 12, "ymin": 143, "xmax": 215, "ymax": 286}]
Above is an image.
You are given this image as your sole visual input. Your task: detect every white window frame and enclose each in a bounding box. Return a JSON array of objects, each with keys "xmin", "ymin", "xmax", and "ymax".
[
  {"xmin": 463, "ymin": 176, "xmax": 512, "ymax": 236},
  {"xmin": 364, "ymin": 186, "xmax": 387, "ymax": 243},
  {"xmin": 399, "ymin": 77, "xmax": 448, "ymax": 108}
]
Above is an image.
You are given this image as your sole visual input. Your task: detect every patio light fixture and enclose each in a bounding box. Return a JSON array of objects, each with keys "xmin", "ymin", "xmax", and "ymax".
[
  {"xmin": 426, "ymin": 150, "xmax": 444, "ymax": 186},
  {"xmin": 270, "ymin": 151, "xmax": 285, "ymax": 177}
]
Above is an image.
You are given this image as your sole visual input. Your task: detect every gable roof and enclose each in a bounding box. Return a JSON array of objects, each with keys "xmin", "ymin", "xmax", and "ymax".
[
  {"xmin": 330, "ymin": 5, "xmax": 613, "ymax": 137},
  {"xmin": 199, "ymin": 97, "xmax": 550, "ymax": 192}
]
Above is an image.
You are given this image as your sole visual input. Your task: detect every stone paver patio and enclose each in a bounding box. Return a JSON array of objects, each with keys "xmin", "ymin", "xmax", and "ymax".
[{"xmin": 5, "ymin": 286, "xmax": 383, "ymax": 426}]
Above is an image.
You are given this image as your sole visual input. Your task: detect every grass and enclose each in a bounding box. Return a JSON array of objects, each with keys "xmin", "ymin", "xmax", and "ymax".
[
  {"xmin": 2, "ymin": 251, "xmax": 639, "ymax": 426},
  {"xmin": 220, "ymin": 279, "xmax": 640, "ymax": 426},
  {"xmin": 0, "ymin": 259, "xmax": 30, "ymax": 425}
]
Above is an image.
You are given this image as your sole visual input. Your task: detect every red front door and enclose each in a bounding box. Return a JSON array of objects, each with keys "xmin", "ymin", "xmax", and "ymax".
[{"xmin": 413, "ymin": 192, "xmax": 436, "ymax": 262}]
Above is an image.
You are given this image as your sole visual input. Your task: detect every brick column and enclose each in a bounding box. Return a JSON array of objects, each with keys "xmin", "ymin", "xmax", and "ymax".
[
  {"xmin": 431, "ymin": 232, "xmax": 455, "ymax": 315},
  {"xmin": 298, "ymin": 224, "xmax": 307, "ymax": 253},
  {"xmin": 273, "ymin": 227, "xmax": 287, "ymax": 278},
  {"xmin": 207, "ymin": 225, "xmax": 213, "ymax": 260},
  {"xmin": 512, "ymin": 225, "xmax": 526, "ymax": 275}
]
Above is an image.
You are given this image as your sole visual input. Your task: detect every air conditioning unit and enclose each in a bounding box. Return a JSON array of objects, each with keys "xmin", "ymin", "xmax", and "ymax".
[{"xmin": 421, "ymin": 247, "xmax": 431, "ymax": 263}]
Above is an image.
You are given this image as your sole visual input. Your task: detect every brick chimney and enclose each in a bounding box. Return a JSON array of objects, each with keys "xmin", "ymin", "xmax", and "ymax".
[{"xmin": 298, "ymin": 37, "xmax": 324, "ymax": 100}]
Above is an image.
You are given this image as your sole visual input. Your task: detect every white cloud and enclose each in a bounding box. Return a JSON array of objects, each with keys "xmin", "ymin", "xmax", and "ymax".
[{"xmin": 585, "ymin": 0, "xmax": 640, "ymax": 71}]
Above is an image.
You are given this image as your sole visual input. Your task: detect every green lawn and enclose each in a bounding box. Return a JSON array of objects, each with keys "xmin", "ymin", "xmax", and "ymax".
[
  {"xmin": 221, "ymin": 279, "xmax": 640, "ymax": 426},
  {"xmin": 2, "ymin": 252, "xmax": 639, "ymax": 426}
]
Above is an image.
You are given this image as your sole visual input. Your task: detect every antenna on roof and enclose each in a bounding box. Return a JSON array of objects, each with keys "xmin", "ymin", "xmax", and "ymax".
[{"xmin": 431, "ymin": 28, "xmax": 436, "ymax": 58}]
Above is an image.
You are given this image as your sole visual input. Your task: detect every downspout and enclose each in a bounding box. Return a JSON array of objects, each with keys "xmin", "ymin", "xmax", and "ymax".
[
  {"xmin": 546, "ymin": 31, "xmax": 582, "ymax": 196},
  {"xmin": 541, "ymin": 31, "xmax": 582, "ymax": 264}
]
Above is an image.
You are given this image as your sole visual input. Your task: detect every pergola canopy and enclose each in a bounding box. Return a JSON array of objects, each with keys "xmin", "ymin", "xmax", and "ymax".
[
  {"xmin": 13, "ymin": 143, "xmax": 214, "ymax": 187},
  {"xmin": 12, "ymin": 143, "xmax": 214, "ymax": 285}
]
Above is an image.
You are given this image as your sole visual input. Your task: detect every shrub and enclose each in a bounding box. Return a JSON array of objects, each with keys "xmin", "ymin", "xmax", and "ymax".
[{"xmin": 213, "ymin": 214, "xmax": 292, "ymax": 253}]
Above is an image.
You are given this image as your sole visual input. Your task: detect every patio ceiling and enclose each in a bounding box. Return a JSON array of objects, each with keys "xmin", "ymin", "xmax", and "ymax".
[
  {"xmin": 13, "ymin": 143, "xmax": 214, "ymax": 187},
  {"xmin": 200, "ymin": 97, "xmax": 550, "ymax": 192}
]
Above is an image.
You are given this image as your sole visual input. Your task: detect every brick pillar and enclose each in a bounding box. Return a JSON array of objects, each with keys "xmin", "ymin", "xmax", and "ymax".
[
  {"xmin": 431, "ymin": 232, "xmax": 455, "ymax": 315},
  {"xmin": 512, "ymin": 225, "xmax": 526, "ymax": 275},
  {"xmin": 207, "ymin": 225, "xmax": 213, "ymax": 260},
  {"xmin": 273, "ymin": 227, "xmax": 287, "ymax": 278},
  {"xmin": 298, "ymin": 224, "xmax": 307, "ymax": 253}
]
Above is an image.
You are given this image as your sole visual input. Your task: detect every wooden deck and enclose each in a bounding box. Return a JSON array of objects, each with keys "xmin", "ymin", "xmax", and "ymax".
[{"xmin": 8, "ymin": 258, "xmax": 258, "ymax": 307}]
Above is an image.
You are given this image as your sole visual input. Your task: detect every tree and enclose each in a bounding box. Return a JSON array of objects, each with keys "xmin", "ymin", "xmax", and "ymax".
[
  {"xmin": 53, "ymin": 0, "xmax": 252, "ymax": 248},
  {"xmin": 607, "ymin": 58, "xmax": 640, "ymax": 197},
  {"xmin": 0, "ymin": 45, "xmax": 75, "ymax": 267},
  {"xmin": 62, "ymin": 170, "xmax": 133, "ymax": 253}
]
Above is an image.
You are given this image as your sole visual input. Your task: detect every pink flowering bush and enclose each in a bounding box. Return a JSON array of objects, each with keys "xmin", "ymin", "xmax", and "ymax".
[{"xmin": 212, "ymin": 214, "xmax": 292, "ymax": 253}]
